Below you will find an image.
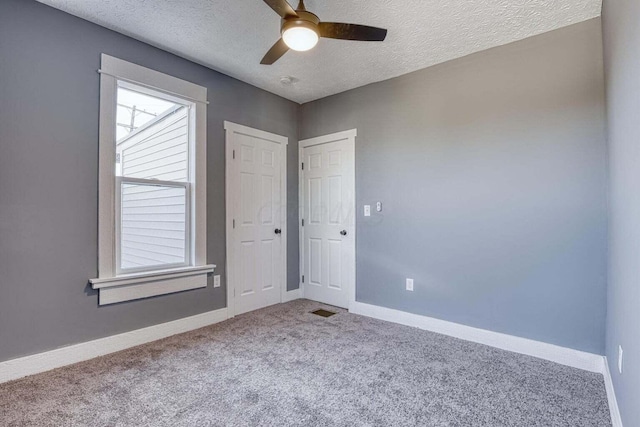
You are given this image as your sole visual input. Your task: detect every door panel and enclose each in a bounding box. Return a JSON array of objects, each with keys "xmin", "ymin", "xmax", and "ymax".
[
  {"xmin": 261, "ymin": 176, "xmax": 274, "ymax": 224},
  {"xmin": 309, "ymin": 237, "xmax": 322, "ymax": 285},
  {"xmin": 302, "ymin": 138, "xmax": 354, "ymax": 308},
  {"xmin": 240, "ymin": 172, "xmax": 254, "ymax": 225},
  {"xmin": 261, "ymin": 239, "xmax": 274, "ymax": 290},
  {"xmin": 328, "ymin": 239, "xmax": 342, "ymax": 290},
  {"xmin": 240, "ymin": 241, "xmax": 256, "ymax": 296},
  {"xmin": 328, "ymin": 176, "xmax": 342, "ymax": 224},
  {"xmin": 232, "ymin": 132, "xmax": 283, "ymax": 315}
]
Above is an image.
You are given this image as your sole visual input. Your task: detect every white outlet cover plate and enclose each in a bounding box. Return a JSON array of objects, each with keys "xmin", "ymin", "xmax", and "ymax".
[
  {"xmin": 364, "ymin": 205, "xmax": 371, "ymax": 217},
  {"xmin": 213, "ymin": 275, "xmax": 221, "ymax": 288}
]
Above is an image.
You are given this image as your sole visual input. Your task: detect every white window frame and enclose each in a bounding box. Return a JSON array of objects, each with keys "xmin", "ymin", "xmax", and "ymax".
[{"xmin": 90, "ymin": 54, "xmax": 214, "ymax": 305}]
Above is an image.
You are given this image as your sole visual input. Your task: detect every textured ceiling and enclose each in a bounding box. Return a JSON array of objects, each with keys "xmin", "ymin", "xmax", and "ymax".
[{"xmin": 37, "ymin": 0, "xmax": 602, "ymax": 103}]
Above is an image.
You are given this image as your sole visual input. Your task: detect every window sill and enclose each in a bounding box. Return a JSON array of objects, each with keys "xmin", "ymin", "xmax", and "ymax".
[{"xmin": 89, "ymin": 265, "xmax": 216, "ymax": 305}]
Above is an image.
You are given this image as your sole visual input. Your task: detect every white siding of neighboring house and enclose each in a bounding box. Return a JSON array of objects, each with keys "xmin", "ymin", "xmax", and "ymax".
[{"xmin": 117, "ymin": 106, "xmax": 190, "ymax": 271}]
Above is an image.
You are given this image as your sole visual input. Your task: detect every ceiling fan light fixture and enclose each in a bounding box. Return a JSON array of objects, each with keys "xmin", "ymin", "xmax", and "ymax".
[
  {"xmin": 282, "ymin": 24, "xmax": 318, "ymax": 51},
  {"xmin": 261, "ymin": 0, "xmax": 388, "ymax": 65}
]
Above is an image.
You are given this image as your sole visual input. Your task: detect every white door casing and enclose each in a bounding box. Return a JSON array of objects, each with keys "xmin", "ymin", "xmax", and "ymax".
[
  {"xmin": 299, "ymin": 130, "xmax": 356, "ymax": 309},
  {"xmin": 225, "ymin": 122, "xmax": 288, "ymax": 317}
]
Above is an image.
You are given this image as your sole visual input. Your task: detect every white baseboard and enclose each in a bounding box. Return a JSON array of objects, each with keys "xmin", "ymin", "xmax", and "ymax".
[
  {"xmin": 350, "ymin": 301, "xmax": 604, "ymax": 373},
  {"xmin": 0, "ymin": 308, "xmax": 228, "ymax": 384},
  {"xmin": 603, "ymin": 357, "xmax": 624, "ymax": 427},
  {"xmin": 282, "ymin": 288, "xmax": 302, "ymax": 303}
]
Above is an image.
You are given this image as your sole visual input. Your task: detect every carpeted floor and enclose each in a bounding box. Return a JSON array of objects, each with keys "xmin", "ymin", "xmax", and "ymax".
[{"xmin": 0, "ymin": 299, "xmax": 611, "ymax": 426}]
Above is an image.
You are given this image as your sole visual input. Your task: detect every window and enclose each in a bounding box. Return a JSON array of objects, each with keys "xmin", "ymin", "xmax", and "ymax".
[
  {"xmin": 115, "ymin": 86, "xmax": 191, "ymax": 274},
  {"xmin": 90, "ymin": 54, "xmax": 213, "ymax": 305}
]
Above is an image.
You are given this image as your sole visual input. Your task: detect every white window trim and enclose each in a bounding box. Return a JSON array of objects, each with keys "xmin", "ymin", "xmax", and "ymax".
[{"xmin": 90, "ymin": 54, "xmax": 213, "ymax": 305}]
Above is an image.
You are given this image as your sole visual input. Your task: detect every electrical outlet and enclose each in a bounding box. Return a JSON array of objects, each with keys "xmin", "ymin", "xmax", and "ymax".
[
  {"xmin": 364, "ymin": 205, "xmax": 371, "ymax": 217},
  {"xmin": 376, "ymin": 202, "xmax": 382, "ymax": 212},
  {"xmin": 618, "ymin": 345, "xmax": 623, "ymax": 374},
  {"xmin": 213, "ymin": 275, "xmax": 221, "ymax": 288},
  {"xmin": 406, "ymin": 278, "xmax": 414, "ymax": 291}
]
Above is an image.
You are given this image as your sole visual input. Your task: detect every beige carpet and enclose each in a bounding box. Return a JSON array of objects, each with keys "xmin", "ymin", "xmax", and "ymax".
[{"xmin": 0, "ymin": 299, "xmax": 611, "ymax": 426}]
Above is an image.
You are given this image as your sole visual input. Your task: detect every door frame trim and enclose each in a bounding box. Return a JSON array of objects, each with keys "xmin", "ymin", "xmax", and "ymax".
[
  {"xmin": 224, "ymin": 121, "xmax": 288, "ymax": 318},
  {"xmin": 298, "ymin": 129, "xmax": 357, "ymax": 309}
]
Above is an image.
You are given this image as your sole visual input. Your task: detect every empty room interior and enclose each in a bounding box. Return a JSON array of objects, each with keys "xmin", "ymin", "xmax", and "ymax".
[{"xmin": 0, "ymin": 0, "xmax": 638, "ymax": 425}]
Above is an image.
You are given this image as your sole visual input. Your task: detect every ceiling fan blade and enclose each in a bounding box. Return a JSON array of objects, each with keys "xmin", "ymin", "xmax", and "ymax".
[
  {"xmin": 318, "ymin": 23, "xmax": 387, "ymax": 41},
  {"xmin": 261, "ymin": 38, "xmax": 290, "ymax": 65},
  {"xmin": 263, "ymin": 0, "xmax": 298, "ymax": 18}
]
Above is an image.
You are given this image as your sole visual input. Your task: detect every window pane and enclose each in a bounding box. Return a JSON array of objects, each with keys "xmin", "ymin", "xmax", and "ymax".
[
  {"xmin": 120, "ymin": 182, "xmax": 187, "ymax": 271},
  {"xmin": 116, "ymin": 88, "xmax": 175, "ymax": 140},
  {"xmin": 116, "ymin": 88, "xmax": 190, "ymax": 182}
]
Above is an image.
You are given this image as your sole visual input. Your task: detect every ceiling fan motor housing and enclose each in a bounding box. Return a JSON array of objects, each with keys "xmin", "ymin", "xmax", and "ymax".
[{"xmin": 281, "ymin": 10, "xmax": 319, "ymax": 35}]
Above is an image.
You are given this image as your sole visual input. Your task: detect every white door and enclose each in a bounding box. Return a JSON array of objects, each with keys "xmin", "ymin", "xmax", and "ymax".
[
  {"xmin": 226, "ymin": 122, "xmax": 287, "ymax": 316},
  {"xmin": 300, "ymin": 131, "xmax": 356, "ymax": 309}
]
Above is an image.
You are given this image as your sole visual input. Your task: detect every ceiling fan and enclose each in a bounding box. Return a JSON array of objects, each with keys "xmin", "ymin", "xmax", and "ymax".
[{"xmin": 261, "ymin": 0, "xmax": 388, "ymax": 65}]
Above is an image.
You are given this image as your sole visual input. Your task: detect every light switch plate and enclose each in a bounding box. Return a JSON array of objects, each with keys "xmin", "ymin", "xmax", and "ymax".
[
  {"xmin": 618, "ymin": 345, "xmax": 623, "ymax": 374},
  {"xmin": 406, "ymin": 278, "xmax": 414, "ymax": 291},
  {"xmin": 364, "ymin": 205, "xmax": 371, "ymax": 217},
  {"xmin": 213, "ymin": 275, "xmax": 221, "ymax": 288}
]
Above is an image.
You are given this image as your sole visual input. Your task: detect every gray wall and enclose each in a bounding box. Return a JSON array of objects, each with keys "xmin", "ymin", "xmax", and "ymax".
[
  {"xmin": 0, "ymin": 0, "xmax": 299, "ymax": 363},
  {"xmin": 300, "ymin": 19, "xmax": 608, "ymax": 354},
  {"xmin": 602, "ymin": 0, "xmax": 640, "ymax": 424},
  {"xmin": 0, "ymin": 0, "xmax": 611, "ymax": 365}
]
